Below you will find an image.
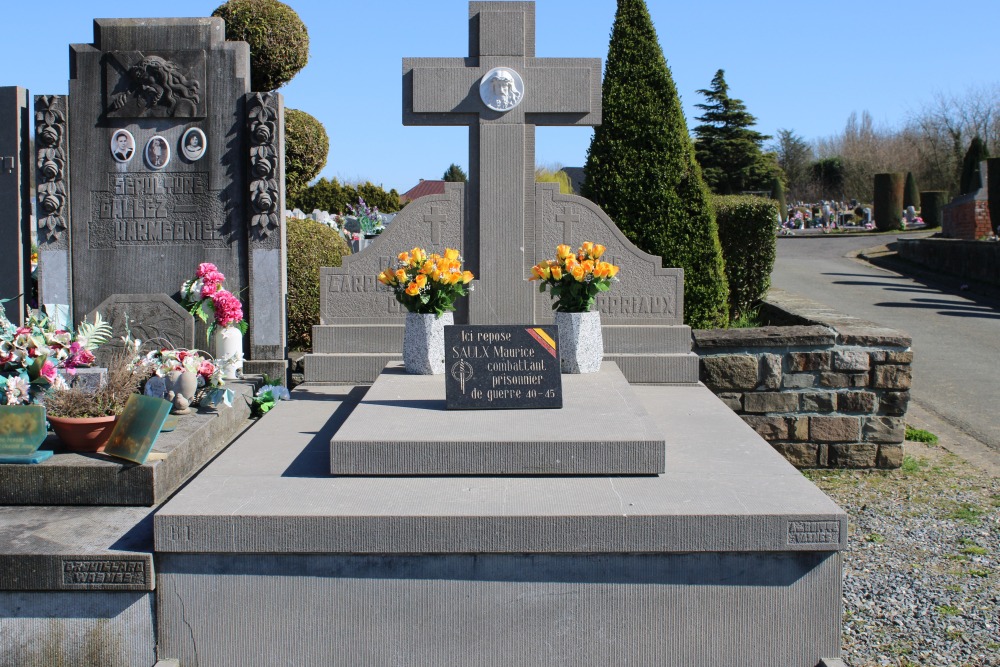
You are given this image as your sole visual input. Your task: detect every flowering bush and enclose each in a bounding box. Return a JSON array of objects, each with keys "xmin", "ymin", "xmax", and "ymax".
[
  {"xmin": 347, "ymin": 197, "xmax": 384, "ymax": 236},
  {"xmin": 530, "ymin": 242, "xmax": 620, "ymax": 313},
  {"xmin": 179, "ymin": 263, "xmax": 248, "ymax": 341},
  {"xmin": 376, "ymin": 247, "xmax": 474, "ymax": 317},
  {"xmin": 0, "ymin": 304, "xmax": 112, "ymax": 405}
]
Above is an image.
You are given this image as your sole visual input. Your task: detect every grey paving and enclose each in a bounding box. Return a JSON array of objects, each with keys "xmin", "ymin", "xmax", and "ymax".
[{"xmin": 331, "ymin": 362, "xmax": 665, "ymax": 475}]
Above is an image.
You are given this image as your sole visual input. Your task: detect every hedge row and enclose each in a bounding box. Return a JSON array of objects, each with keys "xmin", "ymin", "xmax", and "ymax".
[{"xmin": 712, "ymin": 195, "xmax": 778, "ymax": 321}]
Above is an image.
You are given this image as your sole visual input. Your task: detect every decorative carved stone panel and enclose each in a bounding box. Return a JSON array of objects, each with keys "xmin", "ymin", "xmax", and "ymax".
[
  {"xmin": 88, "ymin": 293, "xmax": 195, "ymax": 365},
  {"xmin": 105, "ymin": 51, "xmax": 207, "ymax": 118}
]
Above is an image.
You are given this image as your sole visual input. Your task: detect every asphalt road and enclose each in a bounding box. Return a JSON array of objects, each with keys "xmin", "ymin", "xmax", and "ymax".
[{"xmin": 771, "ymin": 233, "xmax": 1000, "ymax": 453}]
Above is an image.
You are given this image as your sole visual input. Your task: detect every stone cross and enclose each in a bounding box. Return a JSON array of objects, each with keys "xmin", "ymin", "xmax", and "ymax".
[{"xmin": 403, "ymin": 1, "xmax": 601, "ymax": 324}]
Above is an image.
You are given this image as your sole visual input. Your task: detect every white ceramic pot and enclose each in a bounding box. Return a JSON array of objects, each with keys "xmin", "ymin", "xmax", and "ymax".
[
  {"xmin": 214, "ymin": 326, "xmax": 244, "ymax": 379},
  {"xmin": 555, "ymin": 310, "xmax": 603, "ymax": 373},
  {"xmin": 403, "ymin": 311, "xmax": 452, "ymax": 374}
]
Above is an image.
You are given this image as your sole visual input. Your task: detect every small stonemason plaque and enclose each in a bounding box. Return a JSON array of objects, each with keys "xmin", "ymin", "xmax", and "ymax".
[{"xmin": 444, "ymin": 325, "xmax": 562, "ymax": 410}]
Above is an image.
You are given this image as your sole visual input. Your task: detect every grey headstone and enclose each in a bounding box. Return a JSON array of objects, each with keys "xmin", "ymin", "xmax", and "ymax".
[
  {"xmin": 88, "ymin": 293, "xmax": 194, "ymax": 363},
  {"xmin": 0, "ymin": 87, "xmax": 32, "ymax": 325},
  {"xmin": 40, "ymin": 18, "xmax": 285, "ymax": 369}
]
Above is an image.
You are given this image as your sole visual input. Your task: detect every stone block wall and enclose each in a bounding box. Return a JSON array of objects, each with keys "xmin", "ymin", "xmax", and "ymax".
[
  {"xmin": 896, "ymin": 237, "xmax": 1000, "ymax": 287},
  {"xmin": 942, "ymin": 198, "xmax": 991, "ymax": 240},
  {"xmin": 694, "ymin": 289, "xmax": 912, "ymax": 469}
]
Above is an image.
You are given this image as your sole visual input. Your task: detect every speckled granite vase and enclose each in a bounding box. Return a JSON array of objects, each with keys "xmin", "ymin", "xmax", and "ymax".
[
  {"xmin": 555, "ymin": 310, "xmax": 603, "ymax": 373},
  {"xmin": 403, "ymin": 312, "xmax": 452, "ymax": 374}
]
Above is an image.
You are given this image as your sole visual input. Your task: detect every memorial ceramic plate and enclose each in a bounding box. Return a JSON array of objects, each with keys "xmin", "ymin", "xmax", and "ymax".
[
  {"xmin": 110, "ymin": 129, "xmax": 135, "ymax": 163},
  {"xmin": 444, "ymin": 325, "xmax": 562, "ymax": 409},
  {"xmin": 144, "ymin": 135, "xmax": 170, "ymax": 170},
  {"xmin": 0, "ymin": 405, "xmax": 53, "ymax": 463},
  {"xmin": 102, "ymin": 394, "xmax": 172, "ymax": 465},
  {"xmin": 180, "ymin": 127, "xmax": 206, "ymax": 161}
]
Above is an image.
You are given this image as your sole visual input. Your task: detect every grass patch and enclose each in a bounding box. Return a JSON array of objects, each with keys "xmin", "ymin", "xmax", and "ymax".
[
  {"xmin": 936, "ymin": 604, "xmax": 961, "ymax": 616},
  {"xmin": 947, "ymin": 503, "xmax": 985, "ymax": 524},
  {"xmin": 967, "ymin": 569, "xmax": 990, "ymax": 578},
  {"xmin": 901, "ymin": 455, "xmax": 928, "ymax": 473},
  {"xmin": 958, "ymin": 538, "xmax": 987, "ymax": 556},
  {"xmin": 865, "ymin": 533, "xmax": 885, "ymax": 543},
  {"xmin": 728, "ymin": 308, "xmax": 762, "ymax": 329},
  {"xmin": 905, "ymin": 425, "xmax": 939, "ymax": 445}
]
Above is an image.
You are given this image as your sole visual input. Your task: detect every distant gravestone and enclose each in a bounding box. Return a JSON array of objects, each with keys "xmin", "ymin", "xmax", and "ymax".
[
  {"xmin": 307, "ymin": 3, "xmax": 697, "ymax": 384},
  {"xmin": 88, "ymin": 293, "xmax": 195, "ymax": 364},
  {"xmin": 35, "ymin": 18, "xmax": 286, "ymax": 376},
  {"xmin": 0, "ymin": 87, "xmax": 32, "ymax": 324}
]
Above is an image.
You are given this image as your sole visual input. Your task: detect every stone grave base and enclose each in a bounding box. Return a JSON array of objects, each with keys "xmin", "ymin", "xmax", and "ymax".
[
  {"xmin": 152, "ymin": 379, "xmax": 846, "ymax": 666},
  {"xmin": 0, "ymin": 380, "xmax": 256, "ymax": 506}
]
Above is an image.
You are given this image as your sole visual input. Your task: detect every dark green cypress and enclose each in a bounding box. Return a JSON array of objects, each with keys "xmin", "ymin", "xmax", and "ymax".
[
  {"xmin": 582, "ymin": 0, "xmax": 728, "ymax": 328},
  {"xmin": 903, "ymin": 172, "xmax": 919, "ymax": 209},
  {"xmin": 873, "ymin": 173, "xmax": 905, "ymax": 232},
  {"xmin": 770, "ymin": 176, "xmax": 786, "ymax": 222},
  {"xmin": 960, "ymin": 136, "xmax": 989, "ymax": 195},
  {"xmin": 919, "ymin": 191, "xmax": 947, "ymax": 229}
]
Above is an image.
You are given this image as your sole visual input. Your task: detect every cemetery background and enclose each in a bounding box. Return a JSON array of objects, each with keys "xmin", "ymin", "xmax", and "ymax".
[{"xmin": 0, "ymin": 1, "xmax": 996, "ymax": 667}]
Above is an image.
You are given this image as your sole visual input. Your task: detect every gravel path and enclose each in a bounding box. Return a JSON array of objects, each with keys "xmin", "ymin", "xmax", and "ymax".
[{"xmin": 806, "ymin": 442, "xmax": 1000, "ymax": 666}]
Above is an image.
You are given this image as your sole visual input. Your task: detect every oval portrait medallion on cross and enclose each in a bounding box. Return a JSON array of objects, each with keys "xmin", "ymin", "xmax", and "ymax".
[{"xmin": 479, "ymin": 67, "xmax": 524, "ymax": 112}]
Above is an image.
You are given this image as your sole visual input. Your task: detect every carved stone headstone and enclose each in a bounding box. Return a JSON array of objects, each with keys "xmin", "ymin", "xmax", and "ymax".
[
  {"xmin": 306, "ymin": 2, "xmax": 697, "ymax": 384},
  {"xmin": 88, "ymin": 293, "xmax": 195, "ymax": 365},
  {"xmin": 0, "ymin": 87, "xmax": 32, "ymax": 324},
  {"xmin": 35, "ymin": 18, "xmax": 286, "ymax": 376}
]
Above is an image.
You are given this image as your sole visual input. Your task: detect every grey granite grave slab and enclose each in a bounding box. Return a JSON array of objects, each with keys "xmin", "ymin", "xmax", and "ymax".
[
  {"xmin": 0, "ymin": 504, "xmax": 155, "ymax": 666},
  {"xmin": 88, "ymin": 293, "xmax": 195, "ymax": 364},
  {"xmin": 331, "ymin": 362, "xmax": 664, "ymax": 475},
  {"xmin": 0, "ymin": 87, "xmax": 32, "ymax": 324},
  {"xmin": 153, "ymin": 378, "xmax": 845, "ymax": 665},
  {"xmin": 0, "ymin": 380, "xmax": 254, "ymax": 506}
]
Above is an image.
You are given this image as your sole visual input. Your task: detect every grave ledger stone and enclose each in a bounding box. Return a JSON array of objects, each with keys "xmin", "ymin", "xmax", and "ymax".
[
  {"xmin": 0, "ymin": 87, "xmax": 32, "ymax": 324},
  {"xmin": 34, "ymin": 18, "xmax": 286, "ymax": 376},
  {"xmin": 306, "ymin": 2, "xmax": 697, "ymax": 384}
]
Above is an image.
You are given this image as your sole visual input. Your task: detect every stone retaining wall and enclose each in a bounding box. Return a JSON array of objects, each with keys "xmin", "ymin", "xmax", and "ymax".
[
  {"xmin": 942, "ymin": 198, "xmax": 992, "ymax": 240},
  {"xmin": 694, "ymin": 288, "xmax": 912, "ymax": 469},
  {"xmin": 896, "ymin": 237, "xmax": 1000, "ymax": 287}
]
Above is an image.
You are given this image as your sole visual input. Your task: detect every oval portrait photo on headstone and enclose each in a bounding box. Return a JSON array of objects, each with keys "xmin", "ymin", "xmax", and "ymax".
[
  {"xmin": 110, "ymin": 129, "xmax": 135, "ymax": 163},
  {"xmin": 181, "ymin": 127, "xmax": 206, "ymax": 161},
  {"xmin": 144, "ymin": 135, "xmax": 170, "ymax": 170}
]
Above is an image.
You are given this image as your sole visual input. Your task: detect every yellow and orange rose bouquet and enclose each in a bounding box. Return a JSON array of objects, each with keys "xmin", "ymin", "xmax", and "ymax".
[
  {"xmin": 377, "ymin": 247, "xmax": 474, "ymax": 317},
  {"xmin": 530, "ymin": 242, "xmax": 619, "ymax": 312}
]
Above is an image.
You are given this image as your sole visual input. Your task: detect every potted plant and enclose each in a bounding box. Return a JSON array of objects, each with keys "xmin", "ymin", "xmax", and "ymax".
[
  {"xmin": 43, "ymin": 347, "xmax": 150, "ymax": 452},
  {"xmin": 530, "ymin": 242, "xmax": 620, "ymax": 373},
  {"xmin": 376, "ymin": 247, "xmax": 474, "ymax": 374},
  {"xmin": 179, "ymin": 263, "xmax": 247, "ymax": 378}
]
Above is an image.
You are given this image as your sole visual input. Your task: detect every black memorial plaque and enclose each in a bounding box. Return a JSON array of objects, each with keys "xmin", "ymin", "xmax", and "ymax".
[{"xmin": 445, "ymin": 325, "xmax": 562, "ymax": 410}]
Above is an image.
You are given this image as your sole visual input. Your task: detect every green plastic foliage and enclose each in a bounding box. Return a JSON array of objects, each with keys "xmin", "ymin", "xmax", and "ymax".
[
  {"xmin": 712, "ymin": 195, "xmax": 778, "ymax": 322},
  {"xmin": 873, "ymin": 173, "xmax": 905, "ymax": 231},
  {"xmin": 919, "ymin": 191, "xmax": 947, "ymax": 228},
  {"xmin": 286, "ymin": 217, "xmax": 349, "ymax": 350},
  {"xmin": 213, "ymin": 0, "xmax": 309, "ymax": 92},
  {"xmin": 960, "ymin": 136, "xmax": 989, "ymax": 195},
  {"xmin": 903, "ymin": 172, "xmax": 920, "ymax": 209},
  {"xmin": 284, "ymin": 108, "xmax": 329, "ymax": 203},
  {"xmin": 581, "ymin": 0, "xmax": 728, "ymax": 329}
]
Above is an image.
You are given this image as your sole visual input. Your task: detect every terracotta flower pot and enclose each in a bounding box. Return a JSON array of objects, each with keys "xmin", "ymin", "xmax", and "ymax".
[{"xmin": 48, "ymin": 414, "xmax": 117, "ymax": 452}]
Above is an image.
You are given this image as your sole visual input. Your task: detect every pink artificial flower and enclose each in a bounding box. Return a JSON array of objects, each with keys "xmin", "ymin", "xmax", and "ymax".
[
  {"xmin": 15, "ymin": 327, "xmax": 30, "ymax": 336},
  {"xmin": 211, "ymin": 290, "xmax": 244, "ymax": 328},
  {"xmin": 39, "ymin": 360, "xmax": 57, "ymax": 382},
  {"xmin": 196, "ymin": 263, "xmax": 220, "ymax": 279},
  {"xmin": 197, "ymin": 360, "xmax": 215, "ymax": 379}
]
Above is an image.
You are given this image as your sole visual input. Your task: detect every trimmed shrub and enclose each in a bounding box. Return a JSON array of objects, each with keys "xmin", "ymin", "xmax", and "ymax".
[
  {"xmin": 284, "ymin": 109, "xmax": 329, "ymax": 203},
  {"xmin": 873, "ymin": 173, "xmax": 905, "ymax": 231},
  {"xmin": 293, "ymin": 177, "xmax": 402, "ymax": 215},
  {"xmin": 903, "ymin": 172, "xmax": 919, "ymax": 209},
  {"xmin": 712, "ymin": 195, "xmax": 778, "ymax": 322},
  {"xmin": 213, "ymin": 0, "xmax": 309, "ymax": 92},
  {"xmin": 582, "ymin": 0, "xmax": 728, "ymax": 328},
  {"xmin": 770, "ymin": 175, "xmax": 786, "ymax": 221},
  {"xmin": 535, "ymin": 167, "xmax": 573, "ymax": 194},
  {"xmin": 960, "ymin": 136, "xmax": 989, "ymax": 195},
  {"xmin": 286, "ymin": 217, "xmax": 349, "ymax": 350},
  {"xmin": 919, "ymin": 191, "xmax": 947, "ymax": 229},
  {"xmin": 442, "ymin": 164, "xmax": 467, "ymax": 182}
]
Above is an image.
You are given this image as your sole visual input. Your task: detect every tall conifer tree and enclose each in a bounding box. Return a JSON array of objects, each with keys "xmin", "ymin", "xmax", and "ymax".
[
  {"xmin": 693, "ymin": 70, "xmax": 772, "ymax": 195},
  {"xmin": 960, "ymin": 136, "xmax": 989, "ymax": 194},
  {"xmin": 582, "ymin": 0, "xmax": 728, "ymax": 328}
]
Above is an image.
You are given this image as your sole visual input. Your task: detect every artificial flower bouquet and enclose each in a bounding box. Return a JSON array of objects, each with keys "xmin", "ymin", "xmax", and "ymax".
[
  {"xmin": 179, "ymin": 263, "xmax": 248, "ymax": 342},
  {"xmin": 0, "ymin": 303, "xmax": 112, "ymax": 405},
  {"xmin": 530, "ymin": 242, "xmax": 620, "ymax": 312},
  {"xmin": 133, "ymin": 342, "xmax": 234, "ymax": 408},
  {"xmin": 347, "ymin": 196, "xmax": 385, "ymax": 237},
  {"xmin": 377, "ymin": 247, "xmax": 474, "ymax": 317}
]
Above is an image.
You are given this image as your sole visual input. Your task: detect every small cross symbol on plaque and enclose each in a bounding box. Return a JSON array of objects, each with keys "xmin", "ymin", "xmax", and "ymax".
[
  {"xmin": 424, "ymin": 206, "xmax": 447, "ymax": 245},
  {"xmin": 556, "ymin": 207, "xmax": 580, "ymax": 245}
]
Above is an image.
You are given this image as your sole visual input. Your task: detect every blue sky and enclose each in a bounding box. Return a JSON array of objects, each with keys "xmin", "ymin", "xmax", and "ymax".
[{"xmin": 3, "ymin": 0, "xmax": 997, "ymax": 194}]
